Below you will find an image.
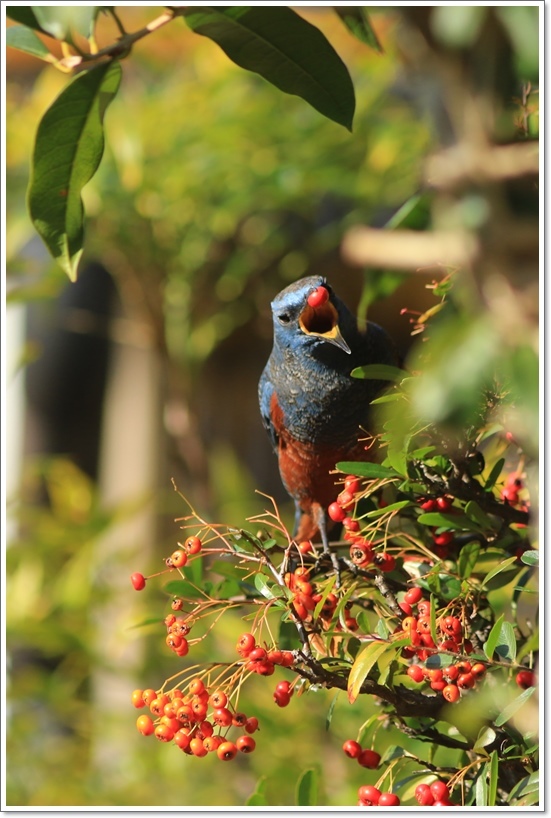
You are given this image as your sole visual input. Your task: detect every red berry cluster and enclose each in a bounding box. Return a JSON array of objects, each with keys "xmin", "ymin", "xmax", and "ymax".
[
  {"xmin": 307, "ymin": 285, "xmax": 329, "ymax": 309},
  {"xmin": 130, "ymin": 536, "xmax": 203, "ymax": 591},
  {"xmin": 133, "ymin": 677, "xmax": 258, "ymax": 760},
  {"xmin": 273, "ymin": 679, "xmax": 293, "ymax": 707},
  {"xmin": 236, "ymin": 632, "xmax": 294, "ymax": 676},
  {"xmin": 415, "ymin": 779, "xmax": 454, "ymax": 806},
  {"xmin": 164, "ymin": 613, "xmax": 192, "ymax": 657},
  {"xmin": 357, "ymin": 786, "xmax": 400, "ymax": 807},
  {"xmin": 399, "ymin": 587, "xmax": 473, "ymax": 663},
  {"xmin": 407, "ymin": 658, "xmax": 486, "ymax": 703},
  {"xmin": 328, "ymin": 475, "xmax": 396, "ymax": 572},
  {"xmin": 342, "ymin": 740, "xmax": 381, "ymax": 769}
]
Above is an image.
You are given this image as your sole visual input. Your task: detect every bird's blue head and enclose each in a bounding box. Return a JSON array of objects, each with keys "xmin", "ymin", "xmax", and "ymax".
[{"xmin": 270, "ymin": 275, "xmax": 354, "ymax": 356}]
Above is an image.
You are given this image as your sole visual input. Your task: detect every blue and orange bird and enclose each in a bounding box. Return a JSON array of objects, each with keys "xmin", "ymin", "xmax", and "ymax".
[{"xmin": 259, "ymin": 275, "xmax": 398, "ymax": 553}]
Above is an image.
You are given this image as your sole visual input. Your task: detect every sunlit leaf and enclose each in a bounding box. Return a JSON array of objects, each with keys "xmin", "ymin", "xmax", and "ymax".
[
  {"xmin": 182, "ymin": 7, "xmax": 355, "ymax": 130},
  {"xmin": 520, "ymin": 550, "xmax": 539, "ymax": 566},
  {"xmin": 473, "ymin": 725, "xmax": 496, "ymax": 754},
  {"xmin": 31, "ymin": 6, "xmax": 98, "ymax": 40},
  {"xmin": 481, "ymin": 556, "xmax": 518, "ymax": 588},
  {"xmin": 494, "ymin": 686, "xmax": 536, "ymax": 727},
  {"xmin": 347, "ymin": 640, "xmax": 389, "ymax": 703},
  {"xmin": 336, "ymin": 461, "xmax": 399, "ymax": 479},
  {"xmin": 28, "ymin": 61, "xmax": 121, "ymax": 280}
]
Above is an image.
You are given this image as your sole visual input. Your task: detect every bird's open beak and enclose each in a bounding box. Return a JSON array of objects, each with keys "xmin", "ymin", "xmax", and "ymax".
[{"xmin": 299, "ymin": 301, "xmax": 351, "ymax": 354}]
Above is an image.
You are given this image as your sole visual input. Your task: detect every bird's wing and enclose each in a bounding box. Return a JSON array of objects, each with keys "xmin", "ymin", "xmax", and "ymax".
[{"xmin": 258, "ymin": 366, "xmax": 279, "ymax": 453}]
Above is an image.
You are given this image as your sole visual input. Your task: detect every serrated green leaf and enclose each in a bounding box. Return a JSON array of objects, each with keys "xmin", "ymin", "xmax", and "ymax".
[
  {"xmin": 458, "ymin": 541, "xmax": 481, "ymax": 579},
  {"xmin": 336, "ymin": 461, "xmax": 398, "ymax": 480},
  {"xmin": 494, "ymin": 685, "xmax": 536, "ymax": 727},
  {"xmin": 246, "ymin": 776, "xmax": 268, "ymax": 807},
  {"xmin": 296, "ymin": 768, "xmax": 318, "ymax": 807},
  {"xmin": 347, "ymin": 640, "xmax": 389, "ymax": 703},
  {"xmin": 6, "ymin": 25, "xmax": 56, "ymax": 61},
  {"xmin": 481, "ymin": 556, "xmax": 518, "ymax": 588},
  {"xmin": 334, "ymin": 7, "xmax": 383, "ymax": 52},
  {"xmin": 28, "ymin": 61, "xmax": 121, "ymax": 280},
  {"xmin": 182, "ymin": 7, "xmax": 355, "ymax": 130},
  {"xmin": 351, "ymin": 364, "xmax": 407, "ymax": 381}
]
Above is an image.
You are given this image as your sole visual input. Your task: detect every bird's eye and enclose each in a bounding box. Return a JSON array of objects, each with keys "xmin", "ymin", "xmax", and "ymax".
[{"xmin": 277, "ymin": 313, "xmax": 291, "ymax": 325}]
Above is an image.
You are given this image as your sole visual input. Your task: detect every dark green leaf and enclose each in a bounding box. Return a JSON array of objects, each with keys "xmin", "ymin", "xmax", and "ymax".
[
  {"xmin": 336, "ymin": 461, "xmax": 398, "ymax": 480},
  {"xmin": 182, "ymin": 7, "xmax": 355, "ymax": 130},
  {"xmin": 6, "ymin": 25, "xmax": 55, "ymax": 61},
  {"xmin": 484, "ymin": 457, "xmax": 505, "ymax": 490},
  {"xmin": 296, "ymin": 768, "xmax": 318, "ymax": 807},
  {"xmin": 464, "ymin": 500, "xmax": 495, "ymax": 529},
  {"xmin": 28, "ymin": 61, "xmax": 121, "ymax": 280},
  {"xmin": 458, "ymin": 541, "xmax": 481, "ymax": 579},
  {"xmin": 494, "ymin": 686, "xmax": 536, "ymax": 727},
  {"xmin": 351, "ymin": 364, "xmax": 407, "ymax": 381},
  {"xmin": 508, "ymin": 770, "xmax": 540, "ymax": 804},
  {"xmin": 334, "ymin": 7, "xmax": 383, "ymax": 52},
  {"xmin": 365, "ymin": 500, "xmax": 411, "ymax": 518},
  {"xmin": 417, "ymin": 511, "xmax": 479, "ymax": 531},
  {"xmin": 424, "ymin": 573, "xmax": 461, "ymax": 602},
  {"xmin": 484, "ymin": 615, "xmax": 516, "ymax": 662},
  {"xmin": 6, "ymin": 7, "xmax": 44, "ymax": 29}
]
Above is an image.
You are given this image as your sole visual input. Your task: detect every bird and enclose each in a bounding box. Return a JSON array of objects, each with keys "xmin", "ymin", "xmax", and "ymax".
[{"xmin": 258, "ymin": 275, "xmax": 399, "ymax": 553}]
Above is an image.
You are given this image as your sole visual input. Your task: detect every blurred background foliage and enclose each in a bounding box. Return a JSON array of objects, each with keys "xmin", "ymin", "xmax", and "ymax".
[{"xmin": 5, "ymin": 5, "xmax": 539, "ymax": 808}]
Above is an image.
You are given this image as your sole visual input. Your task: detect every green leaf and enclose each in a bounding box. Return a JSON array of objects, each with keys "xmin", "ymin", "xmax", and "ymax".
[
  {"xmin": 494, "ymin": 685, "xmax": 536, "ymax": 727},
  {"xmin": 484, "ymin": 615, "xmax": 516, "ymax": 662},
  {"xmin": 6, "ymin": 7, "xmax": 44, "ymax": 30},
  {"xmin": 508, "ymin": 770, "xmax": 540, "ymax": 804},
  {"xmin": 370, "ymin": 392, "xmax": 403, "ymax": 405},
  {"xmin": 484, "ymin": 457, "xmax": 505, "ymax": 490},
  {"xmin": 28, "ymin": 61, "xmax": 121, "ymax": 280},
  {"xmin": 488, "ymin": 750, "xmax": 498, "ymax": 807},
  {"xmin": 334, "ymin": 7, "xmax": 383, "ymax": 52},
  {"xmin": 31, "ymin": 6, "xmax": 98, "ymax": 40},
  {"xmin": 365, "ymin": 500, "xmax": 411, "ymax": 518},
  {"xmin": 481, "ymin": 556, "xmax": 518, "ymax": 588},
  {"xmin": 464, "ymin": 500, "xmax": 495, "ymax": 529},
  {"xmin": 351, "ymin": 364, "xmax": 407, "ymax": 381},
  {"xmin": 417, "ymin": 511, "xmax": 479, "ymax": 531},
  {"xmin": 325, "ymin": 692, "xmax": 339, "ymax": 731},
  {"xmin": 473, "ymin": 725, "xmax": 496, "ymax": 754},
  {"xmin": 182, "ymin": 7, "xmax": 355, "ymax": 130},
  {"xmin": 475, "ymin": 764, "xmax": 488, "ymax": 806},
  {"xmin": 336, "ymin": 462, "xmax": 398, "ymax": 480},
  {"xmin": 347, "ymin": 640, "xmax": 389, "ymax": 703},
  {"xmin": 246, "ymin": 776, "xmax": 268, "ymax": 807},
  {"xmin": 296, "ymin": 768, "xmax": 318, "ymax": 807},
  {"xmin": 163, "ymin": 579, "xmax": 204, "ymax": 599},
  {"xmin": 6, "ymin": 25, "xmax": 56, "ymax": 61},
  {"xmin": 254, "ymin": 573, "xmax": 275, "ymax": 599},
  {"xmin": 521, "ymin": 550, "xmax": 539, "ymax": 567},
  {"xmin": 458, "ymin": 541, "xmax": 481, "ymax": 579}
]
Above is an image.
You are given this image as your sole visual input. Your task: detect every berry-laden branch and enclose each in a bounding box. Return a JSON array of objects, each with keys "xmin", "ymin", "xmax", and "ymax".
[{"xmin": 128, "ymin": 442, "xmax": 537, "ymax": 806}]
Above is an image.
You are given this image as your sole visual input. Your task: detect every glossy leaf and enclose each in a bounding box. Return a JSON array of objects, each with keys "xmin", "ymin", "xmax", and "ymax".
[
  {"xmin": 347, "ymin": 640, "xmax": 388, "ymax": 703},
  {"xmin": 334, "ymin": 7, "xmax": 383, "ymax": 52},
  {"xmin": 296, "ymin": 768, "xmax": 318, "ymax": 807},
  {"xmin": 28, "ymin": 61, "xmax": 122, "ymax": 280},
  {"xmin": 6, "ymin": 25, "xmax": 56, "ymax": 61},
  {"xmin": 484, "ymin": 615, "xmax": 516, "ymax": 662},
  {"xmin": 520, "ymin": 550, "xmax": 539, "ymax": 566},
  {"xmin": 182, "ymin": 7, "xmax": 355, "ymax": 130}
]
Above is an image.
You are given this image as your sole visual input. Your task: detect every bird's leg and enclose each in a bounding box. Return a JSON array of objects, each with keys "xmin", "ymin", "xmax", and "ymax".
[{"xmin": 313, "ymin": 503, "xmax": 342, "ymax": 588}]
